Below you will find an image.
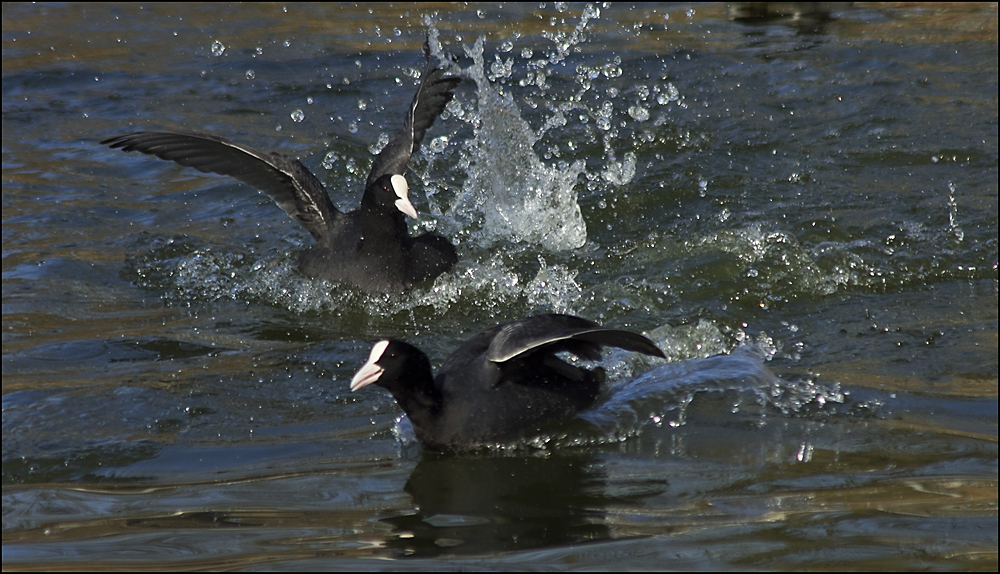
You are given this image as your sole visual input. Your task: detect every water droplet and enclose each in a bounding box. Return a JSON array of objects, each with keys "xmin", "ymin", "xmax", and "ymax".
[
  {"xmin": 489, "ymin": 56, "xmax": 513, "ymax": 81},
  {"xmin": 429, "ymin": 135, "xmax": 449, "ymax": 153},
  {"xmin": 602, "ymin": 63, "xmax": 622, "ymax": 79},
  {"xmin": 345, "ymin": 157, "xmax": 359, "ymax": 175},
  {"xmin": 628, "ymin": 105, "xmax": 649, "ymax": 122},
  {"xmin": 210, "ymin": 40, "xmax": 225, "ymax": 57},
  {"xmin": 290, "ymin": 109, "xmax": 305, "ymax": 122},
  {"xmin": 322, "ymin": 151, "xmax": 338, "ymax": 170}
]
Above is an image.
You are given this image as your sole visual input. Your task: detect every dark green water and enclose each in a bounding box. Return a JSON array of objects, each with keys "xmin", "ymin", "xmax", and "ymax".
[{"xmin": 3, "ymin": 2, "xmax": 997, "ymax": 570}]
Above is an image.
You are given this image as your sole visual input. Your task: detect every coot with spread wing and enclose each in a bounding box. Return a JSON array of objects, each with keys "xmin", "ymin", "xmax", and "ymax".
[
  {"xmin": 350, "ymin": 314, "xmax": 666, "ymax": 451},
  {"xmin": 103, "ymin": 46, "xmax": 459, "ymax": 293}
]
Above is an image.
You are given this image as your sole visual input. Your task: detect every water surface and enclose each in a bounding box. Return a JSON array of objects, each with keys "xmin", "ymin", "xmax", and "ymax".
[{"xmin": 3, "ymin": 2, "xmax": 997, "ymax": 570}]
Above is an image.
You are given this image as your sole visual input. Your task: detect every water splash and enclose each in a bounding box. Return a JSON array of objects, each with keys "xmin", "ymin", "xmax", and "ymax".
[
  {"xmin": 447, "ymin": 36, "xmax": 588, "ymax": 252},
  {"xmin": 579, "ymin": 349, "xmax": 847, "ymax": 443},
  {"xmin": 526, "ymin": 256, "xmax": 582, "ymax": 314},
  {"xmin": 946, "ymin": 182, "xmax": 964, "ymax": 247}
]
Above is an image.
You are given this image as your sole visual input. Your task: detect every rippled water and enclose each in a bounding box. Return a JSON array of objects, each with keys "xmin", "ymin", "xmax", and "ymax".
[{"xmin": 3, "ymin": 3, "xmax": 997, "ymax": 570}]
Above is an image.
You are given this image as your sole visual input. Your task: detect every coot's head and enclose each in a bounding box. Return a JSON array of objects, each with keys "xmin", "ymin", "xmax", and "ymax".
[
  {"xmin": 350, "ymin": 339, "xmax": 431, "ymax": 393},
  {"xmin": 364, "ymin": 173, "xmax": 418, "ymax": 219}
]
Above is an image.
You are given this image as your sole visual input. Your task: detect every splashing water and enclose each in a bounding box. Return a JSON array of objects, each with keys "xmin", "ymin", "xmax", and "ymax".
[
  {"xmin": 447, "ymin": 36, "xmax": 588, "ymax": 252},
  {"xmin": 526, "ymin": 256, "xmax": 582, "ymax": 314},
  {"xmin": 574, "ymin": 348, "xmax": 848, "ymax": 447}
]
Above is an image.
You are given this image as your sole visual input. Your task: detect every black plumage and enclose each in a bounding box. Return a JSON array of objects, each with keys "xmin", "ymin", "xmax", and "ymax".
[
  {"xmin": 350, "ymin": 314, "xmax": 666, "ymax": 451},
  {"xmin": 102, "ymin": 48, "xmax": 459, "ymax": 293}
]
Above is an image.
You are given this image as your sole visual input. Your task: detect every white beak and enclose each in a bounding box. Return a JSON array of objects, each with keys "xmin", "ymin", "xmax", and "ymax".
[
  {"xmin": 350, "ymin": 340, "xmax": 390, "ymax": 391},
  {"xmin": 390, "ymin": 174, "xmax": 418, "ymax": 220}
]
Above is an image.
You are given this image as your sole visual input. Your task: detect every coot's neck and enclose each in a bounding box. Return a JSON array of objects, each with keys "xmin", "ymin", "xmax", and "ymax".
[
  {"xmin": 360, "ymin": 204, "xmax": 410, "ymax": 244},
  {"xmin": 384, "ymin": 355, "xmax": 442, "ymax": 431}
]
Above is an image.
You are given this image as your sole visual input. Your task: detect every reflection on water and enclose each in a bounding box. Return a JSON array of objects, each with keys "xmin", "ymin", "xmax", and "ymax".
[
  {"xmin": 384, "ymin": 452, "xmax": 609, "ymax": 557},
  {"xmin": 2, "ymin": 2, "xmax": 997, "ymax": 570}
]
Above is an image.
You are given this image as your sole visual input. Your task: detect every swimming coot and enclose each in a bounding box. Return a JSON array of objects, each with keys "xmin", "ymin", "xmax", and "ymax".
[
  {"xmin": 102, "ymin": 47, "xmax": 459, "ymax": 294},
  {"xmin": 350, "ymin": 314, "xmax": 666, "ymax": 451}
]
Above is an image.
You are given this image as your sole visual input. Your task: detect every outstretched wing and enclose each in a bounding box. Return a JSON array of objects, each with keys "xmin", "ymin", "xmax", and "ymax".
[
  {"xmin": 102, "ymin": 131, "xmax": 339, "ymax": 241},
  {"xmin": 366, "ymin": 50, "xmax": 461, "ymax": 188},
  {"xmin": 485, "ymin": 314, "xmax": 666, "ymax": 363}
]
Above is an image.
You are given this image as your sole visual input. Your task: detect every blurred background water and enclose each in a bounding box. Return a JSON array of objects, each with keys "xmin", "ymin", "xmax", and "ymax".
[{"xmin": 3, "ymin": 2, "xmax": 997, "ymax": 570}]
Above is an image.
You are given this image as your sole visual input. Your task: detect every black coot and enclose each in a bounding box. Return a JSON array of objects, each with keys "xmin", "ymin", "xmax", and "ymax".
[
  {"xmin": 350, "ymin": 314, "xmax": 666, "ymax": 451},
  {"xmin": 102, "ymin": 47, "xmax": 459, "ymax": 294}
]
